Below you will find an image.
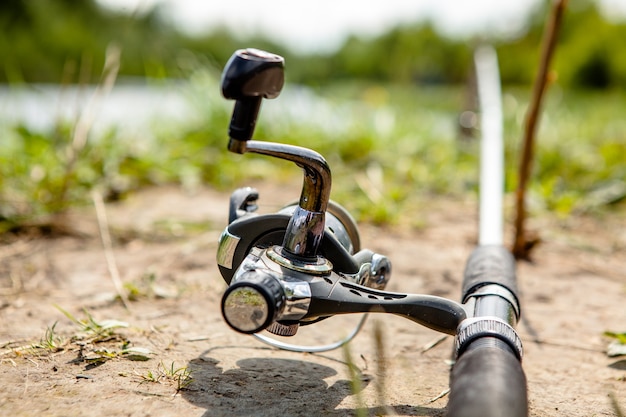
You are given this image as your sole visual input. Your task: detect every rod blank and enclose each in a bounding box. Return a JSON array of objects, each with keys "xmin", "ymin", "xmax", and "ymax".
[{"xmin": 475, "ymin": 45, "xmax": 504, "ymax": 246}]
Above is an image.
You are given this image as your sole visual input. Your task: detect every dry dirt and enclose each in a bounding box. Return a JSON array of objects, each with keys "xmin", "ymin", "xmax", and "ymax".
[{"xmin": 0, "ymin": 181, "xmax": 625, "ymax": 417}]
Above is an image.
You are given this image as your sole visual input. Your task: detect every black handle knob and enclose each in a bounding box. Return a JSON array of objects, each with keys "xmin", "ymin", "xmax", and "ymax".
[
  {"xmin": 221, "ymin": 48, "xmax": 285, "ymax": 100},
  {"xmin": 221, "ymin": 49, "xmax": 285, "ymax": 144},
  {"xmin": 221, "ymin": 270, "xmax": 285, "ymax": 334}
]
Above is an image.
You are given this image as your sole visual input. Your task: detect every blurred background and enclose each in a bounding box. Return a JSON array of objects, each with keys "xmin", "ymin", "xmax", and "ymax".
[
  {"xmin": 4, "ymin": 0, "xmax": 626, "ymax": 86},
  {"xmin": 0, "ymin": 0, "xmax": 625, "ymax": 231}
]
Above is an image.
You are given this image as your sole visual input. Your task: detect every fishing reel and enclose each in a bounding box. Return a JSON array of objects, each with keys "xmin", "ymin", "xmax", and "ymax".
[{"xmin": 216, "ymin": 48, "xmax": 465, "ymax": 352}]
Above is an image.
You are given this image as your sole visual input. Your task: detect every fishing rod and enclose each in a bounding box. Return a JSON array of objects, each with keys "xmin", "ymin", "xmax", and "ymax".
[{"xmin": 447, "ymin": 45, "xmax": 528, "ymax": 417}]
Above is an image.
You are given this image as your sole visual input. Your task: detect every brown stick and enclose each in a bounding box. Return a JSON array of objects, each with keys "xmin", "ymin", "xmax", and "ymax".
[{"xmin": 512, "ymin": 0, "xmax": 568, "ymax": 260}]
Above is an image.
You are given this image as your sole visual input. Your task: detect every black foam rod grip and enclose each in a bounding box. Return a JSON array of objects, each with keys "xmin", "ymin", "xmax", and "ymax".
[
  {"xmin": 448, "ymin": 345, "xmax": 528, "ymax": 417},
  {"xmin": 462, "ymin": 245, "xmax": 518, "ymax": 302},
  {"xmin": 229, "ymin": 97, "xmax": 262, "ymax": 141}
]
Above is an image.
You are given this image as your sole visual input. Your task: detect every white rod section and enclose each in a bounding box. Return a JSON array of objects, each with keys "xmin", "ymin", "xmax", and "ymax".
[{"xmin": 475, "ymin": 45, "xmax": 504, "ymax": 246}]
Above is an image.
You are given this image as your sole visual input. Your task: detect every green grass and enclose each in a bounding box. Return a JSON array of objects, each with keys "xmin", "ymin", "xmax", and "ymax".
[
  {"xmin": 37, "ymin": 322, "xmax": 65, "ymax": 352},
  {"xmin": 506, "ymin": 88, "xmax": 626, "ymax": 217},
  {"xmin": 0, "ymin": 68, "xmax": 624, "ymax": 232},
  {"xmin": 137, "ymin": 361, "xmax": 193, "ymax": 393},
  {"xmin": 0, "ymin": 308, "xmax": 153, "ymax": 363},
  {"xmin": 54, "ymin": 305, "xmax": 130, "ymax": 343}
]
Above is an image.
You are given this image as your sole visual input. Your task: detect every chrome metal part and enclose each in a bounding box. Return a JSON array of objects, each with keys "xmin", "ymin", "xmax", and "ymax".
[
  {"xmin": 281, "ymin": 207, "xmax": 326, "ymax": 258},
  {"xmin": 225, "ymin": 246, "xmax": 371, "ymax": 351},
  {"xmin": 228, "ymin": 138, "xmax": 247, "ymax": 154},
  {"xmin": 229, "ymin": 187, "xmax": 259, "ymax": 222},
  {"xmin": 347, "ymin": 250, "xmax": 392, "ymax": 290},
  {"xmin": 279, "ymin": 200, "xmax": 361, "ymax": 254},
  {"xmin": 366, "ymin": 253, "xmax": 392, "ymax": 290},
  {"xmin": 232, "ymin": 248, "xmax": 313, "ymax": 323},
  {"xmin": 222, "ymin": 286, "xmax": 273, "ymax": 333},
  {"xmin": 473, "ymin": 297, "xmax": 515, "ymax": 324},
  {"xmin": 266, "ymin": 245, "xmax": 332, "ymax": 275},
  {"xmin": 455, "ymin": 316, "xmax": 523, "ymax": 360},
  {"xmin": 463, "ymin": 284, "xmax": 520, "ymax": 322},
  {"xmin": 234, "ymin": 140, "xmax": 331, "ymax": 257},
  {"xmin": 278, "ymin": 277, "xmax": 313, "ymax": 321},
  {"xmin": 232, "ymin": 140, "xmax": 331, "ymax": 211},
  {"xmin": 216, "ymin": 229, "xmax": 241, "ymax": 269},
  {"xmin": 340, "ymin": 263, "xmax": 371, "ymax": 286}
]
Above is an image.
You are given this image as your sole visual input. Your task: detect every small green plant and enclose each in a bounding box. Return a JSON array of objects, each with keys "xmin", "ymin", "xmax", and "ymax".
[
  {"xmin": 123, "ymin": 273, "xmax": 157, "ymax": 301},
  {"xmin": 140, "ymin": 368, "xmax": 161, "ymax": 383},
  {"xmin": 80, "ymin": 346, "xmax": 152, "ymax": 364},
  {"xmin": 52, "ymin": 305, "xmax": 155, "ymax": 364},
  {"xmin": 55, "ymin": 305, "xmax": 128, "ymax": 342},
  {"xmin": 0, "ymin": 322, "xmax": 68, "ymax": 357},
  {"xmin": 604, "ymin": 331, "xmax": 626, "ymax": 357},
  {"xmin": 163, "ymin": 361, "xmax": 194, "ymax": 392},
  {"xmin": 1, "ymin": 307, "xmax": 150, "ymax": 364},
  {"xmin": 138, "ymin": 361, "xmax": 193, "ymax": 393},
  {"xmin": 604, "ymin": 331, "xmax": 626, "ymax": 344},
  {"xmin": 36, "ymin": 322, "xmax": 65, "ymax": 352}
]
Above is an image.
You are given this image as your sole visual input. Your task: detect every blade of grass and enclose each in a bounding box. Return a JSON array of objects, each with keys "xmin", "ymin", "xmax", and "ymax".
[
  {"xmin": 373, "ymin": 320, "xmax": 398, "ymax": 416},
  {"xmin": 58, "ymin": 43, "xmax": 121, "ymax": 209},
  {"xmin": 54, "ymin": 304, "xmax": 128, "ymax": 337},
  {"xmin": 342, "ymin": 342, "xmax": 368, "ymax": 417},
  {"xmin": 611, "ymin": 393, "xmax": 625, "ymax": 417},
  {"xmin": 92, "ymin": 189, "xmax": 131, "ymax": 310}
]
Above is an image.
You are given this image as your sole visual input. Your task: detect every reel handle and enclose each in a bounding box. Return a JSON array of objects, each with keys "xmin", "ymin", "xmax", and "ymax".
[
  {"xmin": 307, "ymin": 279, "xmax": 466, "ymax": 335},
  {"xmin": 221, "ymin": 49, "xmax": 284, "ymax": 149}
]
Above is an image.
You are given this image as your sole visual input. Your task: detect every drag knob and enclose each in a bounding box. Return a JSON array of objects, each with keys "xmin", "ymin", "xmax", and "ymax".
[{"xmin": 221, "ymin": 270, "xmax": 285, "ymax": 334}]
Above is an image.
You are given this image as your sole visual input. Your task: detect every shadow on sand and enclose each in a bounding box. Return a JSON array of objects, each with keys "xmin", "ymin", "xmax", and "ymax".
[{"xmin": 181, "ymin": 347, "xmax": 443, "ymax": 417}]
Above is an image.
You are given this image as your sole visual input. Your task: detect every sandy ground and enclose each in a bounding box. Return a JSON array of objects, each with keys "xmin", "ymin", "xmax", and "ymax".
[{"xmin": 0, "ymin": 182, "xmax": 625, "ymax": 417}]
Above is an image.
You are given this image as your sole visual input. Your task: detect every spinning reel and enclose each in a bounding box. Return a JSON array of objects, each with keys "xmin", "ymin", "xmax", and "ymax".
[{"xmin": 216, "ymin": 49, "xmax": 466, "ymax": 352}]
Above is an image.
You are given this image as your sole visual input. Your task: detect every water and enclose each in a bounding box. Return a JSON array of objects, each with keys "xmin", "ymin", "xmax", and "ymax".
[
  {"xmin": 0, "ymin": 82, "xmax": 195, "ymax": 133},
  {"xmin": 0, "ymin": 81, "xmax": 346, "ymax": 137},
  {"xmin": 0, "ymin": 81, "xmax": 456, "ymax": 144}
]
